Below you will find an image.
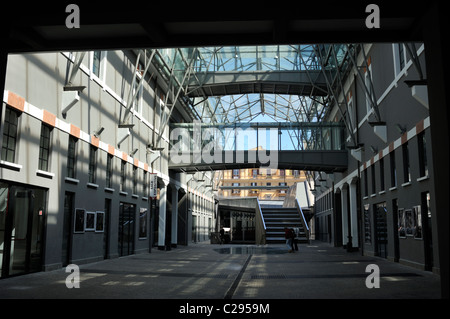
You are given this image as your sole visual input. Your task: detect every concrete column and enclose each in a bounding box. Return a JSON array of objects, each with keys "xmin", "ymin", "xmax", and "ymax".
[
  {"xmin": 171, "ymin": 185, "xmax": 179, "ymax": 247},
  {"xmin": 158, "ymin": 179, "xmax": 169, "ymax": 250},
  {"xmin": 349, "ymin": 182, "xmax": 359, "ymax": 247},
  {"xmin": 341, "ymin": 186, "xmax": 349, "ymax": 247}
]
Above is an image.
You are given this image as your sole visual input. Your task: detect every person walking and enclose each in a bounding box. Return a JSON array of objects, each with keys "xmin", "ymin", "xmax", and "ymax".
[{"xmin": 284, "ymin": 227, "xmax": 295, "ymax": 253}]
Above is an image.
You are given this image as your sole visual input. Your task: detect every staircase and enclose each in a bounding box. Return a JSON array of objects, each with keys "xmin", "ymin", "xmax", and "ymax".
[{"xmin": 262, "ymin": 207, "xmax": 309, "ymax": 244}]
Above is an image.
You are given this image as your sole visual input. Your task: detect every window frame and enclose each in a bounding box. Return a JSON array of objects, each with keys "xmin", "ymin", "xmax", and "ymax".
[
  {"xmin": 1, "ymin": 106, "xmax": 21, "ymax": 163},
  {"xmin": 38, "ymin": 123, "xmax": 52, "ymax": 171}
]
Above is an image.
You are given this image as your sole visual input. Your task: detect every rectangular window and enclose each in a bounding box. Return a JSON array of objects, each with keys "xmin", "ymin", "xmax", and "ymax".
[
  {"xmin": 371, "ymin": 164, "xmax": 376, "ymax": 194},
  {"xmin": 92, "ymin": 51, "xmax": 102, "ymax": 77},
  {"xmin": 38, "ymin": 124, "xmax": 52, "ymax": 171},
  {"xmin": 364, "ymin": 65, "xmax": 373, "ymax": 114},
  {"xmin": 379, "ymin": 157, "xmax": 385, "ymax": 191},
  {"xmin": 133, "ymin": 77, "xmax": 143, "ymax": 115},
  {"xmin": 390, "ymin": 151, "xmax": 397, "ymax": 188},
  {"xmin": 418, "ymin": 132, "xmax": 428, "ymax": 177},
  {"xmin": 67, "ymin": 136, "xmax": 77, "ymax": 178},
  {"xmin": 1, "ymin": 107, "xmax": 20, "ymax": 163},
  {"xmin": 133, "ymin": 166, "xmax": 138, "ymax": 195},
  {"xmin": 106, "ymin": 154, "xmax": 113, "ymax": 188},
  {"xmin": 88, "ymin": 146, "xmax": 97, "ymax": 184},
  {"xmin": 402, "ymin": 142, "xmax": 411, "ymax": 183},
  {"xmin": 393, "ymin": 43, "xmax": 407, "ymax": 76},
  {"xmin": 120, "ymin": 161, "xmax": 126, "ymax": 192},
  {"xmin": 143, "ymin": 170, "xmax": 148, "ymax": 197}
]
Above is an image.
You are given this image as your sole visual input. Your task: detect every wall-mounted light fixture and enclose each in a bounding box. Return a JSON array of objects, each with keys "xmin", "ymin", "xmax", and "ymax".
[
  {"xmin": 396, "ymin": 123, "xmax": 407, "ymax": 135},
  {"xmin": 93, "ymin": 127, "xmax": 104, "ymax": 138}
]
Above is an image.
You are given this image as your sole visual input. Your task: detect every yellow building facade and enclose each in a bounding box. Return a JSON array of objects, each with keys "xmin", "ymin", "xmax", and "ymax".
[{"xmin": 219, "ymin": 168, "xmax": 305, "ymax": 201}]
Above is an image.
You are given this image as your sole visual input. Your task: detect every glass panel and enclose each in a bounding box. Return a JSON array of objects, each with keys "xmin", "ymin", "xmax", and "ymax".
[
  {"xmin": 29, "ymin": 189, "xmax": 45, "ymax": 273},
  {"xmin": 0, "ymin": 184, "xmax": 8, "ymax": 277},
  {"xmin": 119, "ymin": 203, "xmax": 135, "ymax": 256},
  {"xmin": 9, "ymin": 188, "xmax": 31, "ymax": 276}
]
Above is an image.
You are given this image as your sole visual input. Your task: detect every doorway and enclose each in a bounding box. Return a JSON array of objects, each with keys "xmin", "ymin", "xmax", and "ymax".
[
  {"xmin": 118, "ymin": 202, "xmax": 135, "ymax": 257},
  {"xmin": 0, "ymin": 184, "xmax": 46, "ymax": 278},
  {"xmin": 374, "ymin": 202, "xmax": 388, "ymax": 258}
]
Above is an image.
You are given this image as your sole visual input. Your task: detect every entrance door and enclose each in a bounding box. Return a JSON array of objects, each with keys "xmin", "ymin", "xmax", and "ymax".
[
  {"xmin": 0, "ymin": 185, "xmax": 46, "ymax": 278},
  {"xmin": 118, "ymin": 202, "xmax": 135, "ymax": 257},
  {"xmin": 375, "ymin": 202, "xmax": 388, "ymax": 258}
]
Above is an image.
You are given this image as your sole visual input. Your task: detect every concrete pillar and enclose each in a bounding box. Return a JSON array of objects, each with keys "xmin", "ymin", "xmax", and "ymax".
[
  {"xmin": 349, "ymin": 182, "xmax": 359, "ymax": 247},
  {"xmin": 158, "ymin": 179, "xmax": 169, "ymax": 250},
  {"xmin": 171, "ymin": 185, "xmax": 179, "ymax": 247},
  {"xmin": 422, "ymin": 3, "xmax": 449, "ymax": 298},
  {"xmin": 341, "ymin": 186, "xmax": 349, "ymax": 247}
]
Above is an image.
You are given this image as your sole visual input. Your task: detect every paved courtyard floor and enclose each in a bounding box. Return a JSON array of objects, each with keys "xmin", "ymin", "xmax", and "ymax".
[{"xmin": 0, "ymin": 241, "xmax": 443, "ymax": 316}]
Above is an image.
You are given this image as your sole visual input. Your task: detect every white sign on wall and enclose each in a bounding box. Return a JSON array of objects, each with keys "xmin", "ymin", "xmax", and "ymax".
[{"xmin": 149, "ymin": 173, "xmax": 157, "ymax": 199}]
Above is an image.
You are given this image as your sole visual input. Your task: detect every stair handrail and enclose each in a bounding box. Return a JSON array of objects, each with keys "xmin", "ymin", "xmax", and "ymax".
[
  {"xmin": 255, "ymin": 198, "xmax": 266, "ymax": 245},
  {"xmin": 295, "ymin": 198, "xmax": 310, "ymax": 243}
]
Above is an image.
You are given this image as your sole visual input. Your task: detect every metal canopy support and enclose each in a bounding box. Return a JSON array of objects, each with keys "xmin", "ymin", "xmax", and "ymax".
[
  {"xmin": 155, "ymin": 48, "xmax": 199, "ymax": 148},
  {"xmin": 313, "ymin": 45, "xmax": 357, "ymax": 147},
  {"xmin": 121, "ymin": 49, "xmax": 156, "ymax": 126},
  {"xmin": 65, "ymin": 52, "xmax": 86, "ymax": 88},
  {"xmin": 345, "ymin": 44, "xmax": 383, "ymax": 124}
]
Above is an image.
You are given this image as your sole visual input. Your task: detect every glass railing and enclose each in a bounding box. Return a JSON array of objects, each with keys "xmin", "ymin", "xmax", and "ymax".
[{"xmin": 169, "ymin": 121, "xmax": 346, "ymax": 153}]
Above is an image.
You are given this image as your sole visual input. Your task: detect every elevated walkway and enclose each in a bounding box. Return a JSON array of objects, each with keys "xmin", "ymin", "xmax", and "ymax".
[
  {"xmin": 169, "ymin": 121, "xmax": 348, "ymax": 173},
  {"xmin": 187, "ymin": 70, "xmax": 329, "ymax": 97}
]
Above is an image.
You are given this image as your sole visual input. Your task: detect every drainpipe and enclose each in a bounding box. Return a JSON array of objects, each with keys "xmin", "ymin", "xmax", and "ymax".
[{"xmin": 354, "ymin": 73, "xmax": 364, "ymax": 257}]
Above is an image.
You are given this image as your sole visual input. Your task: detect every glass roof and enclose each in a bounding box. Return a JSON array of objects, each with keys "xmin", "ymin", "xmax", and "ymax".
[{"xmin": 154, "ymin": 45, "xmax": 336, "ymax": 124}]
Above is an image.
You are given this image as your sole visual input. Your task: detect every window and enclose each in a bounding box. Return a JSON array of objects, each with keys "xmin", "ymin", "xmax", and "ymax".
[
  {"xmin": 232, "ymin": 182, "xmax": 240, "ymax": 194},
  {"xmin": 88, "ymin": 146, "xmax": 97, "ymax": 184},
  {"xmin": 390, "ymin": 151, "xmax": 397, "ymax": 188},
  {"xmin": 363, "ymin": 169, "xmax": 368, "ymax": 197},
  {"xmin": 252, "ymin": 169, "xmax": 258, "ymax": 178},
  {"xmin": 371, "ymin": 164, "xmax": 376, "ymax": 194},
  {"xmin": 106, "ymin": 154, "xmax": 113, "ymax": 188},
  {"xmin": 402, "ymin": 142, "xmax": 411, "ymax": 183},
  {"xmin": 120, "ymin": 161, "xmax": 126, "ymax": 192},
  {"xmin": 92, "ymin": 51, "xmax": 102, "ymax": 77},
  {"xmin": 133, "ymin": 77, "xmax": 143, "ymax": 115},
  {"xmin": 67, "ymin": 136, "xmax": 77, "ymax": 178},
  {"xmin": 143, "ymin": 171, "xmax": 148, "ymax": 197},
  {"xmin": 133, "ymin": 166, "xmax": 138, "ymax": 195},
  {"xmin": 1, "ymin": 107, "xmax": 20, "ymax": 163},
  {"xmin": 38, "ymin": 124, "xmax": 52, "ymax": 171},
  {"xmin": 418, "ymin": 132, "xmax": 428, "ymax": 177},
  {"xmin": 393, "ymin": 43, "xmax": 406, "ymax": 76},
  {"xmin": 379, "ymin": 157, "xmax": 385, "ymax": 191},
  {"xmin": 364, "ymin": 65, "xmax": 373, "ymax": 114},
  {"xmin": 233, "ymin": 169, "xmax": 239, "ymax": 179}
]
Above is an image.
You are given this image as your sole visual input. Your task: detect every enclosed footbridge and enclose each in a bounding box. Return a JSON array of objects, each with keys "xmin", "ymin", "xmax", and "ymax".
[{"xmin": 168, "ymin": 121, "xmax": 347, "ymax": 173}]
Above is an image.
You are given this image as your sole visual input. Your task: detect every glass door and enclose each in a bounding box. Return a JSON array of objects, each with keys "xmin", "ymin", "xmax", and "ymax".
[
  {"xmin": 375, "ymin": 202, "xmax": 388, "ymax": 258},
  {"xmin": 118, "ymin": 202, "xmax": 135, "ymax": 257},
  {"xmin": 0, "ymin": 185, "xmax": 46, "ymax": 277}
]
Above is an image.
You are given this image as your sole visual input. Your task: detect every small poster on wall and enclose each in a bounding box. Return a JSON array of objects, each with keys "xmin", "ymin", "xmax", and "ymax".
[
  {"xmin": 85, "ymin": 211, "xmax": 96, "ymax": 231},
  {"xmin": 74, "ymin": 208, "xmax": 85, "ymax": 233}
]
